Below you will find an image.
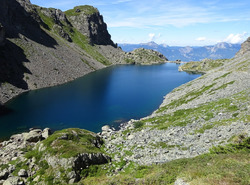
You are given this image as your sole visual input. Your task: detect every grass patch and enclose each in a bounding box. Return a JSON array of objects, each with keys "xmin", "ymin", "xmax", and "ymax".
[
  {"xmin": 214, "ymin": 72, "xmax": 232, "ymax": 81},
  {"xmin": 157, "ymin": 83, "xmax": 216, "ymax": 111},
  {"xmin": 210, "ymin": 137, "xmax": 250, "ymax": 154},
  {"xmin": 41, "ymin": 128, "xmax": 103, "ymax": 158},
  {"xmin": 65, "ymin": 5, "xmax": 98, "ymax": 16},
  {"xmin": 210, "ymin": 81, "xmax": 235, "ymax": 92},
  {"xmin": 134, "ymin": 121, "xmax": 144, "ymax": 129},
  {"xmin": 144, "ymin": 90, "xmax": 248, "ymax": 130},
  {"xmin": 70, "ymin": 28, "xmax": 111, "ymax": 65},
  {"xmin": 151, "ymin": 142, "xmax": 177, "ymax": 149}
]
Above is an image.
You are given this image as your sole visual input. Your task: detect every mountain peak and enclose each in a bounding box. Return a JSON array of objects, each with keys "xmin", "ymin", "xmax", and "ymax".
[
  {"xmin": 141, "ymin": 41, "xmax": 158, "ymax": 47},
  {"xmin": 214, "ymin": 42, "xmax": 232, "ymax": 49}
]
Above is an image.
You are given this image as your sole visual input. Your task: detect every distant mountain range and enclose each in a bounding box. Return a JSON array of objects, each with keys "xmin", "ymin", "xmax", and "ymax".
[{"xmin": 119, "ymin": 41, "xmax": 241, "ymax": 61}]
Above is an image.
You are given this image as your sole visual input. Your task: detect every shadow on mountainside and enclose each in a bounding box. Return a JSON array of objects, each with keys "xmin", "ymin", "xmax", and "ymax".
[
  {"xmin": 0, "ymin": 0, "xmax": 60, "ymax": 90},
  {"xmin": 0, "ymin": 40, "xmax": 31, "ymax": 89},
  {"xmin": 0, "ymin": 0, "xmax": 58, "ymax": 48}
]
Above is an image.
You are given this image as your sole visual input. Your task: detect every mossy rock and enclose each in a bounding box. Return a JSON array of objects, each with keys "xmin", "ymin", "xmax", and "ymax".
[{"xmin": 41, "ymin": 128, "xmax": 104, "ymax": 158}]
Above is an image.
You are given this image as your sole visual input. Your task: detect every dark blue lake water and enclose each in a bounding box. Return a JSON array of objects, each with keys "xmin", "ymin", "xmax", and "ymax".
[{"xmin": 0, "ymin": 63, "xmax": 200, "ymax": 139}]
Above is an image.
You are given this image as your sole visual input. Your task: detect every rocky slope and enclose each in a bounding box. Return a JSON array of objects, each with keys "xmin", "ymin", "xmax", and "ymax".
[
  {"xmin": 0, "ymin": 0, "xmax": 164, "ymax": 105},
  {"xmin": 101, "ymin": 38, "xmax": 250, "ymax": 167}
]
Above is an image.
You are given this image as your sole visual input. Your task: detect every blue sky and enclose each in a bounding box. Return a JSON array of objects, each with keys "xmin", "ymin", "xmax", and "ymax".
[{"xmin": 30, "ymin": 0, "xmax": 250, "ymax": 46}]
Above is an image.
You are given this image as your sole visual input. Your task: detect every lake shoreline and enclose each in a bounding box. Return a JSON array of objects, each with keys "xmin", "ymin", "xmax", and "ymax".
[{"xmin": 0, "ymin": 63, "xmax": 200, "ymax": 140}]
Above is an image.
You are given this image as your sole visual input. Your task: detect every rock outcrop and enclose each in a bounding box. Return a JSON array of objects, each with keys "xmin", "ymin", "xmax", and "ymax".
[
  {"xmin": 65, "ymin": 6, "xmax": 115, "ymax": 46},
  {"xmin": 124, "ymin": 48, "xmax": 168, "ymax": 65},
  {"xmin": 0, "ymin": 128, "xmax": 110, "ymax": 184}
]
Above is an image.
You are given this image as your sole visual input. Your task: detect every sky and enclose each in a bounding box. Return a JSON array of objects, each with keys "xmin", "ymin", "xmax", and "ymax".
[{"xmin": 30, "ymin": 0, "xmax": 250, "ymax": 46}]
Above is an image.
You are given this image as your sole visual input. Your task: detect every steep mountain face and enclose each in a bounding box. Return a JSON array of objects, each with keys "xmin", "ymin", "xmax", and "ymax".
[
  {"xmin": 120, "ymin": 41, "xmax": 241, "ymax": 61},
  {"xmin": 65, "ymin": 6, "xmax": 116, "ymax": 46}
]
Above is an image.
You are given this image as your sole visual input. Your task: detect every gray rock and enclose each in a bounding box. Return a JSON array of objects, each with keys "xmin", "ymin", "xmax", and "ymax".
[
  {"xmin": 17, "ymin": 169, "xmax": 28, "ymax": 177},
  {"xmin": 24, "ymin": 129, "xmax": 42, "ymax": 142},
  {"xmin": 68, "ymin": 178, "xmax": 76, "ymax": 184},
  {"xmin": 174, "ymin": 178, "xmax": 189, "ymax": 185},
  {"xmin": 3, "ymin": 177, "xmax": 20, "ymax": 185},
  {"xmin": 0, "ymin": 170, "xmax": 9, "ymax": 180},
  {"xmin": 127, "ymin": 135, "xmax": 135, "ymax": 140},
  {"xmin": 42, "ymin": 128, "xmax": 52, "ymax": 139},
  {"xmin": 101, "ymin": 125, "xmax": 110, "ymax": 132}
]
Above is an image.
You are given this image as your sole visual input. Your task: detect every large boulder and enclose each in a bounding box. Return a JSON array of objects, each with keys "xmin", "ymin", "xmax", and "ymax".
[
  {"xmin": 24, "ymin": 129, "xmax": 42, "ymax": 142},
  {"xmin": 3, "ymin": 176, "xmax": 21, "ymax": 185}
]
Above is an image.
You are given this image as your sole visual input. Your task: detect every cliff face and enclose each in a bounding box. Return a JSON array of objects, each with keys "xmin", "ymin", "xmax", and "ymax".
[{"xmin": 65, "ymin": 6, "xmax": 116, "ymax": 46}]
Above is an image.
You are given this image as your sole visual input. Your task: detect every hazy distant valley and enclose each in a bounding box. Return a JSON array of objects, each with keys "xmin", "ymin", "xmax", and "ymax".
[{"xmin": 120, "ymin": 41, "xmax": 241, "ymax": 61}]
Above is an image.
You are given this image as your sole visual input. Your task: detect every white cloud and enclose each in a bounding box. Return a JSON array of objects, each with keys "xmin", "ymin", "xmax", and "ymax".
[
  {"xmin": 148, "ymin": 33, "xmax": 162, "ymax": 42},
  {"xmin": 196, "ymin": 37, "xmax": 206, "ymax": 41},
  {"xmin": 149, "ymin": 33, "xmax": 156, "ymax": 41},
  {"xmin": 223, "ymin": 32, "xmax": 248, "ymax": 44}
]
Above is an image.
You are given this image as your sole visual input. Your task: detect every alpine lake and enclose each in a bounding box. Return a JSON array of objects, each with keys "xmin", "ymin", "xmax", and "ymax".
[{"xmin": 0, "ymin": 63, "xmax": 200, "ymax": 139}]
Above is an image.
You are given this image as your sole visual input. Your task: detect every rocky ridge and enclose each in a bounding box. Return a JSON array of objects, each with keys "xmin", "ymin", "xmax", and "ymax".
[{"xmin": 124, "ymin": 48, "xmax": 168, "ymax": 65}]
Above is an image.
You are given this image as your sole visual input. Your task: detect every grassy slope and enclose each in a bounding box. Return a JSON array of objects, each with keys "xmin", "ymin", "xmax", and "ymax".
[{"xmin": 80, "ymin": 136, "xmax": 250, "ymax": 185}]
